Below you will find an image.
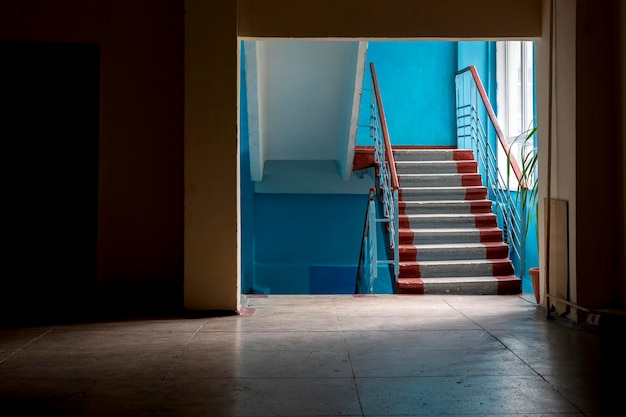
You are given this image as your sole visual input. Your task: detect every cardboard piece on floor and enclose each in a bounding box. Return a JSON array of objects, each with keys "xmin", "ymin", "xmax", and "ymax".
[{"xmin": 547, "ymin": 198, "xmax": 569, "ymax": 315}]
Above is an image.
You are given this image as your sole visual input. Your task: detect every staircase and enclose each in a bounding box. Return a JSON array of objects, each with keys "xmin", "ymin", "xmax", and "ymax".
[{"xmin": 392, "ymin": 148, "xmax": 521, "ymax": 295}]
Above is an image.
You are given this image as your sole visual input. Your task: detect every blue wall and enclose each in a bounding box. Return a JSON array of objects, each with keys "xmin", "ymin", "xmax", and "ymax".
[
  {"xmin": 523, "ymin": 214, "xmax": 539, "ymax": 294},
  {"xmin": 508, "ymin": 192, "xmax": 540, "ymax": 295},
  {"xmin": 458, "ymin": 41, "xmax": 495, "ymax": 85},
  {"xmin": 358, "ymin": 41, "xmax": 458, "ymax": 146},
  {"xmin": 252, "ymin": 193, "xmax": 374, "ymax": 294},
  {"xmin": 252, "ymin": 193, "xmax": 395, "ymax": 294}
]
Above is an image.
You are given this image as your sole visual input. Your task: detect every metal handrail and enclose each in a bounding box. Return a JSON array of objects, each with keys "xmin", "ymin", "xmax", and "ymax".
[
  {"xmin": 455, "ymin": 65, "xmax": 529, "ymax": 278},
  {"xmin": 369, "ymin": 63, "xmax": 400, "ymax": 285},
  {"xmin": 355, "ymin": 188, "xmax": 378, "ymax": 294},
  {"xmin": 370, "ymin": 63, "xmax": 400, "ymax": 190},
  {"xmin": 456, "ymin": 66, "xmax": 526, "ymax": 186}
]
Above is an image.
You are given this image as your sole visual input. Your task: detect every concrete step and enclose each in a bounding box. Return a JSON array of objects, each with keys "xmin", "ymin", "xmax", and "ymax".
[
  {"xmin": 398, "ymin": 173, "xmax": 482, "ymax": 187},
  {"xmin": 399, "ymin": 242, "xmax": 510, "ymax": 261},
  {"xmin": 392, "ymin": 148, "xmax": 475, "ymax": 162},
  {"xmin": 398, "ymin": 259, "xmax": 514, "ymax": 278},
  {"xmin": 399, "ymin": 213, "xmax": 497, "ymax": 229},
  {"xmin": 399, "ymin": 186, "xmax": 487, "ymax": 201},
  {"xmin": 395, "ymin": 160, "xmax": 478, "ymax": 174},
  {"xmin": 399, "ymin": 199, "xmax": 493, "ymax": 214},
  {"xmin": 396, "ymin": 275, "xmax": 521, "ymax": 295},
  {"xmin": 399, "ymin": 227, "xmax": 505, "ymax": 245}
]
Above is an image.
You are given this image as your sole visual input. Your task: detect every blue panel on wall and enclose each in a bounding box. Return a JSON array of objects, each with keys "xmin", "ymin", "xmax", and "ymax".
[
  {"xmin": 310, "ymin": 266, "xmax": 357, "ymax": 294},
  {"xmin": 254, "ymin": 264, "xmax": 310, "ymax": 294},
  {"xmin": 254, "ymin": 193, "xmax": 367, "ymax": 264},
  {"xmin": 252, "ymin": 263, "xmax": 309, "ymax": 294},
  {"xmin": 358, "ymin": 41, "xmax": 458, "ymax": 146},
  {"xmin": 251, "ymin": 193, "xmax": 369, "ymax": 294}
]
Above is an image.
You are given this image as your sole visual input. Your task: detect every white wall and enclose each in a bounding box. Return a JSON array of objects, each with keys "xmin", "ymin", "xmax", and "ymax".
[
  {"xmin": 259, "ymin": 40, "xmax": 361, "ymax": 162},
  {"xmin": 244, "ymin": 39, "xmax": 366, "ymax": 191}
]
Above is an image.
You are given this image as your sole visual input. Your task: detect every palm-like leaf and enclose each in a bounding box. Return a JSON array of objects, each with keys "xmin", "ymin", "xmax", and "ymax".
[{"xmin": 507, "ymin": 126, "xmax": 538, "ymax": 244}]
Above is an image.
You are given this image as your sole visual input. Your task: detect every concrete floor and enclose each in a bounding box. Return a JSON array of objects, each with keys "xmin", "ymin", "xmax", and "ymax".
[{"xmin": 0, "ymin": 294, "xmax": 624, "ymax": 416}]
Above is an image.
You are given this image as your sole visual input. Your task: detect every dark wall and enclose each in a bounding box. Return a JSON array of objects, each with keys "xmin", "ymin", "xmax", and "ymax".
[
  {"xmin": 0, "ymin": 0, "xmax": 184, "ymax": 321},
  {"xmin": 576, "ymin": 0, "xmax": 624, "ymax": 311},
  {"xmin": 1, "ymin": 41, "xmax": 100, "ymax": 324}
]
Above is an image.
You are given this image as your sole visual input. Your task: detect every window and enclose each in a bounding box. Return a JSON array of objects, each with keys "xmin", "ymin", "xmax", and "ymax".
[{"xmin": 496, "ymin": 41, "xmax": 535, "ymax": 189}]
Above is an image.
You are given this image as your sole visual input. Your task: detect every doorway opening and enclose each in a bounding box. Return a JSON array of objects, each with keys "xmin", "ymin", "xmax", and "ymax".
[
  {"xmin": 1, "ymin": 41, "xmax": 100, "ymax": 325},
  {"xmin": 238, "ymin": 39, "xmax": 538, "ymax": 296}
]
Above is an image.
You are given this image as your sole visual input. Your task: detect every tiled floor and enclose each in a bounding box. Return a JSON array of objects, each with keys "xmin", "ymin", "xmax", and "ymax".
[{"xmin": 1, "ymin": 294, "xmax": 624, "ymax": 416}]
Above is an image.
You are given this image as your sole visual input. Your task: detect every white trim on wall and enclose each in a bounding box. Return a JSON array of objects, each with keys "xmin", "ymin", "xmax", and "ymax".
[{"xmin": 343, "ymin": 41, "xmax": 369, "ymax": 180}]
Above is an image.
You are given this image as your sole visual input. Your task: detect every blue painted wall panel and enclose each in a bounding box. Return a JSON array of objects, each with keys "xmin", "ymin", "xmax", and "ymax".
[
  {"xmin": 254, "ymin": 194, "xmax": 367, "ymax": 263},
  {"xmin": 523, "ymin": 215, "xmax": 539, "ymax": 294},
  {"xmin": 310, "ymin": 266, "xmax": 357, "ymax": 294},
  {"xmin": 358, "ymin": 41, "xmax": 458, "ymax": 146},
  {"xmin": 254, "ymin": 265, "xmax": 310, "ymax": 294},
  {"xmin": 251, "ymin": 193, "xmax": 369, "ymax": 294}
]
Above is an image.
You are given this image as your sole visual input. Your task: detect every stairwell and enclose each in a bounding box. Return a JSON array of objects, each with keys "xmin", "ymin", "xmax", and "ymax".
[{"xmin": 392, "ymin": 148, "xmax": 521, "ymax": 295}]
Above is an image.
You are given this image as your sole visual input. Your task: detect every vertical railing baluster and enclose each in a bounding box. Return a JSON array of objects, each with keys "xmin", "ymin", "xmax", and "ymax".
[
  {"xmin": 368, "ymin": 198, "xmax": 377, "ymax": 293},
  {"xmin": 367, "ymin": 63, "xmax": 400, "ymax": 289},
  {"xmin": 455, "ymin": 67, "xmax": 528, "ymax": 279}
]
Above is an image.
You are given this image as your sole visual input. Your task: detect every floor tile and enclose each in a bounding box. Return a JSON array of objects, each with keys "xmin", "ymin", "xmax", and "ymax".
[
  {"xmin": 337, "ymin": 314, "xmax": 480, "ymax": 331},
  {"xmin": 171, "ymin": 348, "xmax": 353, "ymax": 378},
  {"xmin": 187, "ymin": 330, "xmax": 347, "ymax": 351},
  {"xmin": 342, "ymin": 329, "xmax": 504, "ymax": 351},
  {"xmin": 349, "ymin": 347, "xmax": 536, "ymax": 378},
  {"xmin": 157, "ymin": 377, "xmax": 362, "ymax": 416},
  {"xmin": 357, "ymin": 375, "xmax": 580, "ymax": 415}
]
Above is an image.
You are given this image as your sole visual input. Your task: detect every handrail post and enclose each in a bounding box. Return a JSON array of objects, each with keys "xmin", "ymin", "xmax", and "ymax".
[
  {"xmin": 393, "ymin": 189, "xmax": 399, "ymax": 283},
  {"xmin": 356, "ymin": 188, "xmax": 377, "ymax": 294},
  {"xmin": 368, "ymin": 198, "xmax": 377, "ymax": 293}
]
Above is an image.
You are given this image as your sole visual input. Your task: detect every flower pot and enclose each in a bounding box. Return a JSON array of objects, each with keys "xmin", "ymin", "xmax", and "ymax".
[{"xmin": 529, "ymin": 267, "xmax": 540, "ymax": 303}]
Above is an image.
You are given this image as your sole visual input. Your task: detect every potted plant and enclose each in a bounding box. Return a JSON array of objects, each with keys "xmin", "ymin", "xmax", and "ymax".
[{"xmin": 508, "ymin": 126, "xmax": 539, "ymax": 302}]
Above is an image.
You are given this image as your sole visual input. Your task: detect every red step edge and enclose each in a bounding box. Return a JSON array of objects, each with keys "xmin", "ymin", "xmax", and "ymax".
[
  {"xmin": 396, "ymin": 278, "xmax": 424, "ymax": 294},
  {"xmin": 455, "ymin": 160, "xmax": 478, "ymax": 173},
  {"xmin": 452, "ymin": 149, "xmax": 475, "ymax": 160},
  {"xmin": 496, "ymin": 276, "xmax": 522, "ymax": 295}
]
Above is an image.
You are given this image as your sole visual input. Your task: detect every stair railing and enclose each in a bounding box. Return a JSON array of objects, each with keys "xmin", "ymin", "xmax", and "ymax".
[
  {"xmin": 455, "ymin": 65, "xmax": 527, "ymax": 277},
  {"xmin": 355, "ymin": 188, "xmax": 378, "ymax": 293},
  {"xmin": 369, "ymin": 63, "xmax": 400, "ymax": 286}
]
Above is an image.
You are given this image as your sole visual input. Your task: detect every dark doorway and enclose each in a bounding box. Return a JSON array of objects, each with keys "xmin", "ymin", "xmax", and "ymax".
[{"xmin": 0, "ymin": 41, "xmax": 100, "ymax": 325}]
